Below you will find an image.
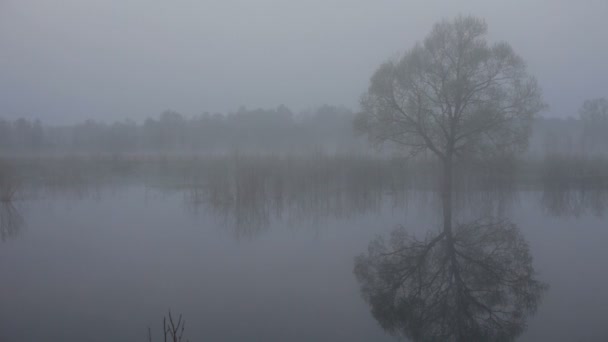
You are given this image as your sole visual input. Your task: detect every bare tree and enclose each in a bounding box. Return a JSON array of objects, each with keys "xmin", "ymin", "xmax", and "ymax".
[
  {"xmin": 355, "ymin": 16, "xmax": 545, "ymax": 235},
  {"xmin": 354, "ymin": 218, "xmax": 547, "ymax": 342}
]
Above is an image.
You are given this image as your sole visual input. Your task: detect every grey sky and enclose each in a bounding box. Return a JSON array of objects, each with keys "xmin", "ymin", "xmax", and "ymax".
[{"xmin": 1, "ymin": 0, "xmax": 607, "ymax": 123}]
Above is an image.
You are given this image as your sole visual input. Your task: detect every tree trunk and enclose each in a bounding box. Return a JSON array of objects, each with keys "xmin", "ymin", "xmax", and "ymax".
[{"xmin": 442, "ymin": 157, "xmax": 453, "ymax": 235}]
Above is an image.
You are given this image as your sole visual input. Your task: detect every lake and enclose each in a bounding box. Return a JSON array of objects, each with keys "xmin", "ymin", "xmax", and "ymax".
[{"xmin": 0, "ymin": 158, "xmax": 607, "ymax": 341}]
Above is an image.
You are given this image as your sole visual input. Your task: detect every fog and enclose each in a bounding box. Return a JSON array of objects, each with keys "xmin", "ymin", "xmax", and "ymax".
[
  {"xmin": 1, "ymin": 2, "xmax": 608, "ymax": 342},
  {"xmin": 2, "ymin": 0, "xmax": 607, "ymax": 122}
]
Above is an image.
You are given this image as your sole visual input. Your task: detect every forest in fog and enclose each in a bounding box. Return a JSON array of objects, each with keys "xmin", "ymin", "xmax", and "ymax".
[
  {"xmin": 0, "ymin": 105, "xmax": 363, "ymax": 155},
  {"xmin": 1, "ymin": 100, "xmax": 607, "ymax": 157}
]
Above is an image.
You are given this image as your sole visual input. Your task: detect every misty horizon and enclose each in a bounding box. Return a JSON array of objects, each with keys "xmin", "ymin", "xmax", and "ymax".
[
  {"xmin": 1, "ymin": 3, "xmax": 608, "ymax": 342},
  {"xmin": 2, "ymin": 0, "xmax": 608, "ymax": 123}
]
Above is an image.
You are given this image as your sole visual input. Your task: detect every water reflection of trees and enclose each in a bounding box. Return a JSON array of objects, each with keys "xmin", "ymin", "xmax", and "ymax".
[
  {"xmin": 539, "ymin": 155, "xmax": 608, "ymax": 216},
  {"xmin": 354, "ymin": 218, "xmax": 547, "ymax": 341},
  {"xmin": 180, "ymin": 160, "xmax": 608, "ymax": 238},
  {"xmin": 182, "ymin": 157, "xmax": 394, "ymax": 238},
  {"xmin": 0, "ymin": 202, "xmax": 24, "ymax": 242},
  {"xmin": 178, "ymin": 157, "xmax": 525, "ymax": 237},
  {"xmin": 540, "ymin": 188, "xmax": 608, "ymax": 217}
]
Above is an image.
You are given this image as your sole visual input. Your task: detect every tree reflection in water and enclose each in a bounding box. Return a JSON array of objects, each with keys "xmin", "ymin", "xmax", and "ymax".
[{"xmin": 354, "ymin": 218, "xmax": 547, "ymax": 342}]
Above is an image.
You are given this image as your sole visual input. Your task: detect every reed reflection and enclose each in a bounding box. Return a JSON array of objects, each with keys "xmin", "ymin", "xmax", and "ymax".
[
  {"xmin": 540, "ymin": 187, "xmax": 608, "ymax": 217},
  {"xmin": 0, "ymin": 202, "xmax": 24, "ymax": 242},
  {"xmin": 182, "ymin": 157, "xmax": 392, "ymax": 238}
]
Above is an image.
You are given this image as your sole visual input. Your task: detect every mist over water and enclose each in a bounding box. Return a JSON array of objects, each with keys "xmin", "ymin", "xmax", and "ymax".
[
  {"xmin": 2, "ymin": 2, "xmax": 608, "ymax": 341},
  {"xmin": 0, "ymin": 156, "xmax": 606, "ymax": 341}
]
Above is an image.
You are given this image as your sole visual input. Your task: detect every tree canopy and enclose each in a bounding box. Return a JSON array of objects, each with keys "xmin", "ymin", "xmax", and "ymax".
[{"xmin": 355, "ymin": 16, "xmax": 545, "ymax": 161}]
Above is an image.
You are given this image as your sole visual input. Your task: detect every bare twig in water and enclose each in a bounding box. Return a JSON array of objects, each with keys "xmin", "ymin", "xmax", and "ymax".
[{"xmin": 148, "ymin": 310, "xmax": 189, "ymax": 342}]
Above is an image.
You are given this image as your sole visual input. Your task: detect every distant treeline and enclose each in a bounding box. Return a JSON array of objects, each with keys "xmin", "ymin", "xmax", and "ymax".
[
  {"xmin": 1, "ymin": 103, "xmax": 607, "ymax": 157},
  {"xmin": 0, "ymin": 105, "xmax": 368, "ymax": 155}
]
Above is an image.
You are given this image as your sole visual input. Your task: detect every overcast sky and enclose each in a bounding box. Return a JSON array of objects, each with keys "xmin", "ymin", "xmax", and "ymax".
[{"xmin": 1, "ymin": 0, "xmax": 607, "ymax": 123}]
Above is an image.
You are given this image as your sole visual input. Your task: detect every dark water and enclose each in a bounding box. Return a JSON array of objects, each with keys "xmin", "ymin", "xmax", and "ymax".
[{"xmin": 0, "ymin": 175, "xmax": 607, "ymax": 341}]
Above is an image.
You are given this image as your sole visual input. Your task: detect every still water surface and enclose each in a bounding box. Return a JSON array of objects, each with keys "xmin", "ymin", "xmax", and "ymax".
[{"xmin": 0, "ymin": 183, "xmax": 606, "ymax": 341}]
